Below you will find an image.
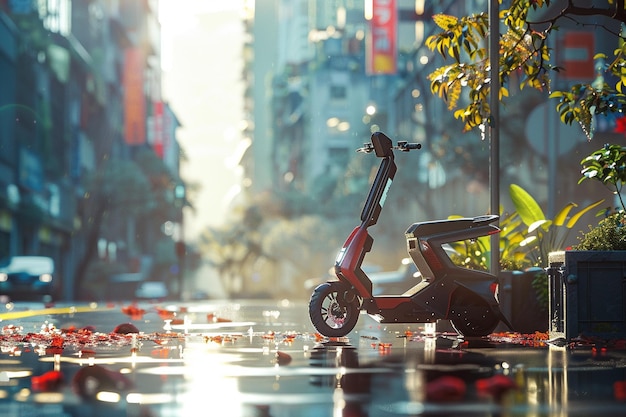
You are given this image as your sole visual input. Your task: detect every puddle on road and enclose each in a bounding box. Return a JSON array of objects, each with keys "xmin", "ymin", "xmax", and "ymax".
[{"xmin": 0, "ymin": 302, "xmax": 625, "ymax": 416}]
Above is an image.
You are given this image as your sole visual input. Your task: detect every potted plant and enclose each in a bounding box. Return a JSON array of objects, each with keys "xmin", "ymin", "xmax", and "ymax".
[
  {"xmin": 550, "ymin": 143, "xmax": 626, "ymax": 340},
  {"xmin": 576, "ymin": 143, "xmax": 626, "ymax": 248}
]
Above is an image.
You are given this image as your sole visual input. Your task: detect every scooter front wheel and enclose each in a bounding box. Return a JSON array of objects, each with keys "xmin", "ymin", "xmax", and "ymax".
[
  {"xmin": 449, "ymin": 287, "xmax": 500, "ymax": 337},
  {"xmin": 309, "ymin": 281, "xmax": 360, "ymax": 337}
]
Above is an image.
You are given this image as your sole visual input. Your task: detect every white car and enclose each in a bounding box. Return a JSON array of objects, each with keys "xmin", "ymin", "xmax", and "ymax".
[{"xmin": 135, "ymin": 281, "xmax": 168, "ymax": 299}]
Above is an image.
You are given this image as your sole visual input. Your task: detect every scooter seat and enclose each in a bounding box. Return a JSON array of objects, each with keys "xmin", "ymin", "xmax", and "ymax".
[{"xmin": 406, "ymin": 215, "xmax": 498, "ymax": 237}]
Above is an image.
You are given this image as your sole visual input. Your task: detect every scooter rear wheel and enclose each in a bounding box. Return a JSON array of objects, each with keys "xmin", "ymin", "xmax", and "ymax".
[
  {"xmin": 449, "ymin": 287, "xmax": 500, "ymax": 337},
  {"xmin": 309, "ymin": 281, "xmax": 360, "ymax": 337}
]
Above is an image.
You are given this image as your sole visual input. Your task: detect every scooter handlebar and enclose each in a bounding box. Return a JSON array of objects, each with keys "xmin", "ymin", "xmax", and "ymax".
[
  {"xmin": 356, "ymin": 141, "xmax": 421, "ymax": 153},
  {"xmin": 396, "ymin": 141, "xmax": 421, "ymax": 151},
  {"xmin": 356, "ymin": 143, "xmax": 375, "ymax": 153}
]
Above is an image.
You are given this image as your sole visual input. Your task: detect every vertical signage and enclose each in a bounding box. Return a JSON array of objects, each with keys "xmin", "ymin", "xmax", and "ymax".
[
  {"xmin": 367, "ymin": 0, "xmax": 397, "ymax": 75},
  {"xmin": 561, "ymin": 32, "xmax": 595, "ymax": 80},
  {"xmin": 151, "ymin": 101, "xmax": 164, "ymax": 158},
  {"xmin": 123, "ymin": 48, "xmax": 146, "ymax": 145}
]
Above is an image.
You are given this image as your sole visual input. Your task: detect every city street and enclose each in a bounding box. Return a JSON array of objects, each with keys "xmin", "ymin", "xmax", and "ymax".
[{"xmin": 0, "ymin": 299, "xmax": 625, "ymax": 416}]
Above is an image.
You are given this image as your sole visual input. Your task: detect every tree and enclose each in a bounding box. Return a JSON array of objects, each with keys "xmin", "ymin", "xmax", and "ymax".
[
  {"xmin": 426, "ymin": 0, "xmax": 626, "ymax": 139},
  {"xmin": 74, "ymin": 158, "xmax": 155, "ymax": 297},
  {"xmin": 198, "ymin": 204, "xmax": 270, "ymax": 297}
]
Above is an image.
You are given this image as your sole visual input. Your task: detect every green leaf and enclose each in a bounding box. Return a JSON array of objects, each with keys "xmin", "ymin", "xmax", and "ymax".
[{"xmin": 509, "ymin": 184, "xmax": 546, "ymax": 226}]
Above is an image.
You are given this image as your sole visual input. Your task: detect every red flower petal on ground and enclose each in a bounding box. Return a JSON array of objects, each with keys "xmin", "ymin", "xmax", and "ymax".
[
  {"xmin": 81, "ymin": 325, "xmax": 96, "ymax": 333},
  {"xmin": 61, "ymin": 326, "xmax": 77, "ymax": 333},
  {"xmin": 31, "ymin": 370, "xmax": 63, "ymax": 391},
  {"xmin": 49, "ymin": 335, "xmax": 64, "ymax": 348},
  {"xmin": 614, "ymin": 380, "xmax": 626, "ymax": 401},
  {"xmin": 79, "ymin": 349, "xmax": 96, "ymax": 358},
  {"xmin": 45, "ymin": 347, "xmax": 63, "ymax": 355},
  {"xmin": 156, "ymin": 307, "xmax": 176, "ymax": 320},
  {"xmin": 207, "ymin": 313, "xmax": 232, "ymax": 323},
  {"xmin": 113, "ymin": 323, "xmax": 140, "ymax": 334},
  {"xmin": 426, "ymin": 376, "xmax": 467, "ymax": 402},
  {"xmin": 476, "ymin": 374, "xmax": 517, "ymax": 402},
  {"xmin": 121, "ymin": 304, "xmax": 145, "ymax": 319},
  {"xmin": 275, "ymin": 351, "xmax": 292, "ymax": 366},
  {"xmin": 72, "ymin": 365, "xmax": 133, "ymax": 400}
]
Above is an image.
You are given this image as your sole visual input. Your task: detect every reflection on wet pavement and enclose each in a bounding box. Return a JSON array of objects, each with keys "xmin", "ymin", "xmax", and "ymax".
[{"xmin": 0, "ymin": 300, "xmax": 625, "ymax": 416}]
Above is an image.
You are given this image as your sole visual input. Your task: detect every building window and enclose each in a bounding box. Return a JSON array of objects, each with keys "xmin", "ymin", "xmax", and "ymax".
[{"xmin": 329, "ymin": 85, "xmax": 347, "ymax": 100}]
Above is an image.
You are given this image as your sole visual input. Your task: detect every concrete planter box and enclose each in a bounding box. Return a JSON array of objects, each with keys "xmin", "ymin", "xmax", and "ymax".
[{"xmin": 548, "ymin": 251, "xmax": 626, "ymax": 340}]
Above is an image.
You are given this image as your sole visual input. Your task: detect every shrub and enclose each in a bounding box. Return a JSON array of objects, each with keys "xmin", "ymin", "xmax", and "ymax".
[{"xmin": 574, "ymin": 212, "xmax": 626, "ymax": 250}]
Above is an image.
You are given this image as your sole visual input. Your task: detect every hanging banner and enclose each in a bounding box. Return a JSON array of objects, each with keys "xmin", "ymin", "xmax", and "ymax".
[
  {"xmin": 123, "ymin": 47, "xmax": 146, "ymax": 145},
  {"xmin": 367, "ymin": 0, "xmax": 397, "ymax": 75}
]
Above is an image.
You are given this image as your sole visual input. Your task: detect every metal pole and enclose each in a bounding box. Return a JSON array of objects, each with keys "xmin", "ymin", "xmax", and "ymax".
[{"xmin": 489, "ymin": 0, "xmax": 500, "ymax": 275}]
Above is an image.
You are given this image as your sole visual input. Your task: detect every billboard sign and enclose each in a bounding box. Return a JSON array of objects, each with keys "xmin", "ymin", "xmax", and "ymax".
[
  {"xmin": 123, "ymin": 48, "xmax": 146, "ymax": 145},
  {"xmin": 367, "ymin": 0, "xmax": 397, "ymax": 75}
]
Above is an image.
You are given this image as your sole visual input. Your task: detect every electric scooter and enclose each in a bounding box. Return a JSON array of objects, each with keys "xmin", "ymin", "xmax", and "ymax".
[{"xmin": 308, "ymin": 131, "xmax": 512, "ymax": 338}]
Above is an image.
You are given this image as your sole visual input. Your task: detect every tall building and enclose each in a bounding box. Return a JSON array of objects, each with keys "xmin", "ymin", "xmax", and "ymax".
[{"xmin": 0, "ymin": 0, "xmax": 183, "ymax": 300}]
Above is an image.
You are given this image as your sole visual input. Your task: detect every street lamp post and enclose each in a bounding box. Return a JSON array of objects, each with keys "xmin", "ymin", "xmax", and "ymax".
[
  {"xmin": 174, "ymin": 184, "xmax": 186, "ymax": 300},
  {"xmin": 489, "ymin": 0, "xmax": 500, "ymax": 275}
]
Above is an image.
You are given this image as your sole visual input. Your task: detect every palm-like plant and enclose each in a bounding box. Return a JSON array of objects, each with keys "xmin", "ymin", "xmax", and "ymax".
[
  {"xmin": 510, "ymin": 184, "xmax": 604, "ymax": 267},
  {"xmin": 447, "ymin": 184, "xmax": 604, "ymax": 270}
]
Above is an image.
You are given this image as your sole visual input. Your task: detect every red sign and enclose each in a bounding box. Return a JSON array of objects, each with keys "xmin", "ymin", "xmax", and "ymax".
[
  {"xmin": 123, "ymin": 48, "xmax": 146, "ymax": 145},
  {"xmin": 561, "ymin": 32, "xmax": 595, "ymax": 80},
  {"xmin": 151, "ymin": 101, "xmax": 164, "ymax": 158},
  {"xmin": 367, "ymin": 0, "xmax": 397, "ymax": 75}
]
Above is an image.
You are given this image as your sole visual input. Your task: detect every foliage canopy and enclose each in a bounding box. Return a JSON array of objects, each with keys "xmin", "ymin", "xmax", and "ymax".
[{"xmin": 426, "ymin": 0, "xmax": 626, "ymax": 139}]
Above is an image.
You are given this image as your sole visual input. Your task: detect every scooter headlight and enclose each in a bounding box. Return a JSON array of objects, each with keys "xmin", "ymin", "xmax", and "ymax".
[
  {"xmin": 0, "ymin": 273, "xmax": 7, "ymax": 282},
  {"xmin": 335, "ymin": 248, "xmax": 347, "ymax": 264}
]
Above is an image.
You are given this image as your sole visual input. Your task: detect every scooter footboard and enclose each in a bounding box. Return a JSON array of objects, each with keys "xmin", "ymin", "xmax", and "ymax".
[{"xmin": 364, "ymin": 296, "xmax": 443, "ymax": 323}]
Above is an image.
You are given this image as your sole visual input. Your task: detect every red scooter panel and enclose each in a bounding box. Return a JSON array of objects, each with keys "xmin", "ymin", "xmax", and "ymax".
[{"xmin": 335, "ymin": 226, "xmax": 373, "ymax": 297}]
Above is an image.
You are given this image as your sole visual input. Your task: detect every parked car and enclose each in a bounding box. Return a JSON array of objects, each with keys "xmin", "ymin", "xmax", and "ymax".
[
  {"xmin": 304, "ymin": 264, "xmax": 382, "ymax": 292},
  {"xmin": 370, "ymin": 258, "xmax": 420, "ymax": 295},
  {"xmin": 304, "ymin": 258, "xmax": 421, "ymax": 295},
  {"xmin": 135, "ymin": 281, "xmax": 169, "ymax": 300},
  {"xmin": 0, "ymin": 256, "xmax": 55, "ymax": 302}
]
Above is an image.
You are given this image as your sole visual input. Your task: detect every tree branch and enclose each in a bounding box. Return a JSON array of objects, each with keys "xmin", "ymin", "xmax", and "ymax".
[
  {"xmin": 526, "ymin": 1, "xmax": 626, "ymax": 39},
  {"xmin": 565, "ymin": 0, "xmax": 625, "ymax": 22}
]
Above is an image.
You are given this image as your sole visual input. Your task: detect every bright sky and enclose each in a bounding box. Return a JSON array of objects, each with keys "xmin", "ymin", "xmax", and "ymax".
[{"xmin": 159, "ymin": 0, "xmax": 245, "ymax": 242}]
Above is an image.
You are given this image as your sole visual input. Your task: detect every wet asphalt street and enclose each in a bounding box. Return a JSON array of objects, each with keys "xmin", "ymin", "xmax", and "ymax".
[{"xmin": 0, "ymin": 299, "xmax": 626, "ymax": 416}]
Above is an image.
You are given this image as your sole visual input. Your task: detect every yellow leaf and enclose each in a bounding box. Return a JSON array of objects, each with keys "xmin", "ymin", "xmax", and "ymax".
[
  {"xmin": 446, "ymin": 81, "xmax": 461, "ymax": 110},
  {"xmin": 432, "ymin": 14, "xmax": 458, "ymax": 30},
  {"xmin": 553, "ymin": 202, "xmax": 576, "ymax": 226},
  {"xmin": 425, "ymin": 36, "xmax": 436, "ymax": 50},
  {"xmin": 565, "ymin": 199, "xmax": 605, "ymax": 228}
]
